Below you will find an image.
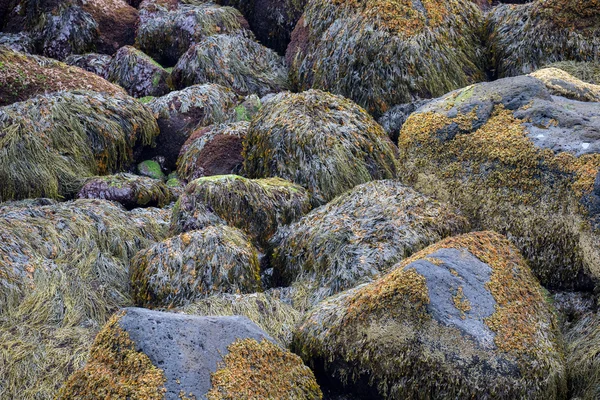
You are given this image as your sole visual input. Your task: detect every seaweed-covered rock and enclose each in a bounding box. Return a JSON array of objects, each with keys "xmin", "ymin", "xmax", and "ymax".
[
  {"xmin": 141, "ymin": 84, "xmax": 239, "ymax": 168},
  {"xmin": 177, "ymin": 122, "xmax": 248, "ymax": 182},
  {"xmin": 0, "ymin": 90, "xmax": 158, "ymax": 201},
  {"xmin": 545, "ymin": 61, "xmax": 600, "ymax": 85},
  {"xmin": 59, "ymin": 309, "xmax": 321, "ymax": 399},
  {"xmin": 378, "ymin": 99, "xmax": 432, "ymax": 143},
  {"xmin": 487, "ymin": 0, "xmax": 600, "ymax": 78},
  {"xmin": 530, "ymin": 68, "xmax": 600, "ymax": 102},
  {"xmin": 172, "ymin": 33, "xmax": 289, "ymax": 96},
  {"xmin": 271, "ymin": 180, "xmax": 470, "ymax": 306},
  {"xmin": 136, "ymin": 0, "xmax": 250, "ymax": 66},
  {"xmin": 243, "ymin": 90, "xmax": 400, "ymax": 205},
  {"xmin": 137, "ymin": 159, "xmax": 166, "ymax": 180},
  {"xmin": 564, "ymin": 311, "xmax": 600, "ymax": 400},
  {"xmin": 0, "ymin": 32, "xmax": 34, "ymax": 53},
  {"xmin": 397, "ymin": 75, "xmax": 600, "ymax": 290},
  {"xmin": 80, "ymin": 0, "xmax": 139, "ymax": 54},
  {"xmin": 131, "ymin": 226, "xmax": 262, "ymax": 308},
  {"xmin": 0, "ymin": 47, "xmax": 125, "ymax": 106},
  {"xmin": 0, "ymin": 200, "xmax": 169, "ymax": 399},
  {"xmin": 172, "ymin": 175, "xmax": 312, "ymax": 248},
  {"xmin": 293, "ymin": 231, "xmax": 566, "ymax": 399},
  {"xmin": 107, "ymin": 46, "xmax": 172, "ymax": 98},
  {"xmin": 64, "ymin": 53, "xmax": 113, "ymax": 78},
  {"xmin": 288, "ymin": 0, "xmax": 485, "ymax": 116},
  {"xmin": 78, "ymin": 173, "xmax": 171, "ymax": 209}
]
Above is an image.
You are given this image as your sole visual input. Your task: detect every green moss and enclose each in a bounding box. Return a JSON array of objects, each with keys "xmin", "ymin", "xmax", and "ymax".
[
  {"xmin": 138, "ymin": 96, "xmax": 156, "ymax": 104},
  {"xmin": 137, "ymin": 160, "xmax": 166, "ymax": 181}
]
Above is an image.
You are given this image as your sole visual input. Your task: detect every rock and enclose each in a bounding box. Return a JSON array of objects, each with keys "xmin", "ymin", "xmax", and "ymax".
[
  {"xmin": 287, "ymin": 0, "xmax": 485, "ymax": 117},
  {"xmin": 131, "ymin": 226, "xmax": 263, "ymax": 308},
  {"xmin": 397, "ymin": 74, "xmax": 600, "ymax": 290},
  {"xmin": 378, "ymin": 99, "xmax": 431, "ymax": 143},
  {"xmin": 136, "ymin": 0, "xmax": 250, "ymax": 67},
  {"xmin": 141, "ymin": 84, "xmax": 239, "ymax": 169},
  {"xmin": 0, "ymin": 32, "xmax": 34, "ymax": 53},
  {"xmin": 80, "ymin": 0, "xmax": 139, "ymax": 54},
  {"xmin": 564, "ymin": 311, "xmax": 600, "ymax": 400},
  {"xmin": 177, "ymin": 122, "xmax": 248, "ymax": 182},
  {"xmin": 271, "ymin": 180, "xmax": 470, "ymax": 307},
  {"xmin": 243, "ymin": 90, "xmax": 400, "ymax": 205},
  {"xmin": 171, "ymin": 33, "xmax": 289, "ymax": 96},
  {"xmin": 64, "ymin": 53, "xmax": 113, "ymax": 78},
  {"xmin": 234, "ymin": 93, "xmax": 262, "ymax": 121},
  {"xmin": 165, "ymin": 175, "xmax": 185, "ymax": 199},
  {"xmin": 107, "ymin": 46, "xmax": 172, "ymax": 98},
  {"xmin": 78, "ymin": 173, "xmax": 171, "ymax": 209},
  {"xmin": 0, "ymin": 90, "xmax": 158, "ymax": 202},
  {"xmin": 0, "ymin": 199, "xmax": 169, "ymax": 399},
  {"xmin": 137, "ymin": 160, "xmax": 166, "ymax": 181},
  {"xmin": 545, "ymin": 61, "xmax": 600, "ymax": 85},
  {"xmin": 0, "ymin": 46, "xmax": 125, "ymax": 106},
  {"xmin": 58, "ymin": 309, "xmax": 322, "ymax": 399},
  {"xmin": 530, "ymin": 67, "xmax": 600, "ymax": 102},
  {"xmin": 293, "ymin": 231, "xmax": 566, "ymax": 399},
  {"xmin": 487, "ymin": 0, "xmax": 600, "ymax": 78},
  {"xmin": 171, "ymin": 175, "xmax": 312, "ymax": 247}
]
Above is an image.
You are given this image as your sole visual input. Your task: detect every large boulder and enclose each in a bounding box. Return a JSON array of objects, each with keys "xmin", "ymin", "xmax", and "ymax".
[
  {"xmin": 141, "ymin": 84, "xmax": 239, "ymax": 169},
  {"xmin": 545, "ymin": 61, "xmax": 600, "ymax": 85},
  {"xmin": 58, "ymin": 309, "xmax": 322, "ymax": 399},
  {"xmin": 288, "ymin": 0, "xmax": 485, "ymax": 117},
  {"xmin": 171, "ymin": 175, "xmax": 312, "ymax": 247},
  {"xmin": 0, "ymin": 90, "xmax": 158, "ymax": 201},
  {"xmin": 271, "ymin": 180, "xmax": 470, "ymax": 307},
  {"xmin": 0, "ymin": 32, "xmax": 35, "ymax": 53},
  {"xmin": 0, "ymin": 200, "xmax": 169, "ymax": 399},
  {"xmin": 77, "ymin": 173, "xmax": 172, "ymax": 209},
  {"xmin": 136, "ymin": 1, "xmax": 250, "ymax": 67},
  {"xmin": 293, "ymin": 231, "xmax": 566, "ymax": 399},
  {"xmin": 106, "ymin": 46, "xmax": 172, "ymax": 98},
  {"xmin": 172, "ymin": 33, "xmax": 289, "ymax": 96},
  {"xmin": 243, "ymin": 90, "xmax": 400, "ymax": 205},
  {"xmin": 64, "ymin": 53, "xmax": 113, "ymax": 78},
  {"xmin": 130, "ymin": 226, "xmax": 263, "ymax": 308},
  {"xmin": 487, "ymin": 0, "xmax": 600, "ymax": 78},
  {"xmin": 564, "ymin": 311, "xmax": 600, "ymax": 400},
  {"xmin": 0, "ymin": 47, "xmax": 125, "ymax": 106},
  {"xmin": 80, "ymin": 0, "xmax": 139, "ymax": 54},
  {"xmin": 177, "ymin": 122, "xmax": 248, "ymax": 182},
  {"xmin": 397, "ymin": 73, "xmax": 600, "ymax": 290}
]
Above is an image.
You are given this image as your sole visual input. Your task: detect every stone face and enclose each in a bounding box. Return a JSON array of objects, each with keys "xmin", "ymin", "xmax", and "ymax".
[
  {"xmin": 270, "ymin": 180, "xmax": 470, "ymax": 307},
  {"xmin": 288, "ymin": 0, "xmax": 485, "ymax": 117},
  {"xmin": 397, "ymin": 74, "xmax": 600, "ymax": 290},
  {"xmin": 243, "ymin": 90, "xmax": 400, "ymax": 206},
  {"xmin": 293, "ymin": 231, "xmax": 566, "ymax": 399}
]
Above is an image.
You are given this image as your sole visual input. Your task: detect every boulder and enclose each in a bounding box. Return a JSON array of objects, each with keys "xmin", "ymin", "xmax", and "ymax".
[
  {"xmin": 80, "ymin": 0, "xmax": 139, "ymax": 54},
  {"xmin": 530, "ymin": 67, "xmax": 600, "ymax": 102},
  {"xmin": 137, "ymin": 160, "xmax": 166, "ymax": 180},
  {"xmin": 58, "ymin": 309, "xmax": 322, "ymax": 399},
  {"xmin": 378, "ymin": 99, "xmax": 432, "ymax": 143},
  {"xmin": 107, "ymin": 46, "xmax": 172, "ymax": 98},
  {"xmin": 293, "ymin": 231, "xmax": 566, "ymax": 399},
  {"xmin": 545, "ymin": 61, "xmax": 600, "ymax": 85},
  {"xmin": 243, "ymin": 90, "xmax": 400, "ymax": 205},
  {"xmin": 77, "ymin": 173, "xmax": 172, "ymax": 209},
  {"xmin": 271, "ymin": 180, "xmax": 470, "ymax": 307},
  {"xmin": 288, "ymin": 0, "xmax": 485, "ymax": 117},
  {"xmin": 177, "ymin": 122, "xmax": 248, "ymax": 182},
  {"xmin": 64, "ymin": 53, "xmax": 113, "ymax": 78},
  {"xmin": 171, "ymin": 175, "xmax": 312, "ymax": 247},
  {"xmin": 0, "ymin": 46, "xmax": 125, "ymax": 106},
  {"xmin": 0, "ymin": 90, "xmax": 158, "ymax": 201},
  {"xmin": 487, "ymin": 0, "xmax": 600, "ymax": 78},
  {"xmin": 171, "ymin": 33, "xmax": 289, "ymax": 96},
  {"xmin": 130, "ymin": 226, "xmax": 262, "ymax": 308},
  {"xmin": 564, "ymin": 311, "xmax": 600, "ymax": 400},
  {"xmin": 0, "ymin": 200, "xmax": 169, "ymax": 399},
  {"xmin": 136, "ymin": 0, "xmax": 250, "ymax": 67},
  {"xmin": 397, "ymin": 74, "xmax": 600, "ymax": 290},
  {"xmin": 141, "ymin": 84, "xmax": 239, "ymax": 169},
  {"xmin": 0, "ymin": 32, "xmax": 34, "ymax": 53}
]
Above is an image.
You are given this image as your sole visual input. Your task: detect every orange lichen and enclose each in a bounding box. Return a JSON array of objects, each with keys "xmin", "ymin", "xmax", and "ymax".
[{"xmin": 452, "ymin": 286, "xmax": 471, "ymax": 318}]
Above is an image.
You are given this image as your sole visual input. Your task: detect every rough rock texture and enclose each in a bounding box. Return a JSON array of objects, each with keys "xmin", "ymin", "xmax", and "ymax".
[
  {"xmin": 141, "ymin": 84, "xmax": 239, "ymax": 169},
  {"xmin": 487, "ymin": 0, "xmax": 600, "ymax": 78},
  {"xmin": 378, "ymin": 99, "xmax": 432, "ymax": 143},
  {"xmin": 0, "ymin": 32, "xmax": 34, "ymax": 53},
  {"xmin": 131, "ymin": 226, "xmax": 262, "ymax": 308},
  {"xmin": 80, "ymin": 0, "xmax": 139, "ymax": 54},
  {"xmin": 530, "ymin": 67, "xmax": 600, "ymax": 102},
  {"xmin": 177, "ymin": 122, "xmax": 248, "ymax": 182},
  {"xmin": 546, "ymin": 61, "xmax": 600, "ymax": 85},
  {"xmin": 397, "ymin": 74, "xmax": 600, "ymax": 290},
  {"xmin": 172, "ymin": 33, "xmax": 289, "ymax": 96},
  {"xmin": 171, "ymin": 175, "xmax": 312, "ymax": 247},
  {"xmin": 0, "ymin": 200, "xmax": 169, "ymax": 399},
  {"xmin": 136, "ymin": 0, "xmax": 250, "ymax": 67},
  {"xmin": 0, "ymin": 46, "xmax": 125, "ymax": 106},
  {"xmin": 565, "ymin": 311, "xmax": 600, "ymax": 400},
  {"xmin": 106, "ymin": 46, "xmax": 172, "ymax": 98},
  {"xmin": 0, "ymin": 90, "xmax": 158, "ymax": 202},
  {"xmin": 59, "ymin": 309, "xmax": 321, "ymax": 399},
  {"xmin": 64, "ymin": 53, "xmax": 113, "ymax": 78},
  {"xmin": 77, "ymin": 173, "xmax": 171, "ymax": 209},
  {"xmin": 288, "ymin": 0, "xmax": 485, "ymax": 117},
  {"xmin": 243, "ymin": 90, "xmax": 400, "ymax": 205},
  {"xmin": 271, "ymin": 180, "xmax": 470, "ymax": 307},
  {"xmin": 293, "ymin": 231, "xmax": 566, "ymax": 399}
]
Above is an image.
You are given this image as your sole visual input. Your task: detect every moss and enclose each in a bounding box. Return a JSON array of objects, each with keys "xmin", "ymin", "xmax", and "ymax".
[
  {"xmin": 138, "ymin": 95, "xmax": 156, "ymax": 104},
  {"xmin": 57, "ymin": 312, "xmax": 167, "ymax": 399},
  {"xmin": 137, "ymin": 160, "xmax": 166, "ymax": 181},
  {"xmin": 207, "ymin": 338, "xmax": 322, "ymax": 400}
]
